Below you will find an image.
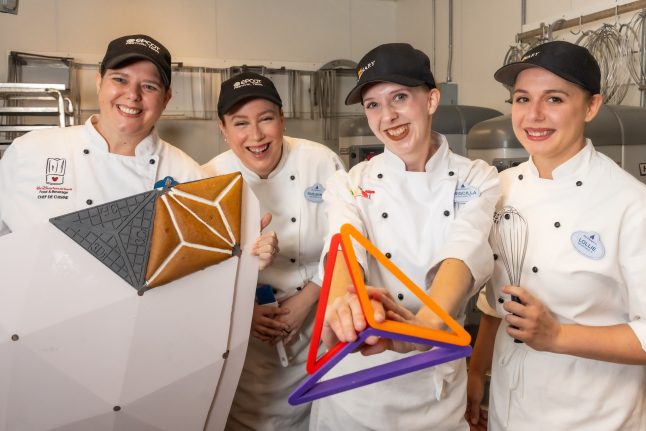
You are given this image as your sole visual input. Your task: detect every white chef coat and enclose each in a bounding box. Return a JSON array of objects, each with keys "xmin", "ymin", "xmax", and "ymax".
[
  {"xmin": 310, "ymin": 133, "xmax": 499, "ymax": 431},
  {"xmin": 0, "ymin": 116, "xmax": 201, "ymax": 235},
  {"xmin": 202, "ymin": 136, "xmax": 344, "ymax": 431},
  {"xmin": 479, "ymin": 140, "xmax": 646, "ymax": 430}
]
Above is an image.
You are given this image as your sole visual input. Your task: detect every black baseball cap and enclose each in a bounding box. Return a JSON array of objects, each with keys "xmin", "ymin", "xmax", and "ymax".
[
  {"xmin": 494, "ymin": 41, "xmax": 601, "ymax": 94},
  {"xmin": 345, "ymin": 43, "xmax": 436, "ymax": 105},
  {"xmin": 217, "ymin": 72, "xmax": 283, "ymax": 117},
  {"xmin": 100, "ymin": 34, "xmax": 172, "ymax": 88}
]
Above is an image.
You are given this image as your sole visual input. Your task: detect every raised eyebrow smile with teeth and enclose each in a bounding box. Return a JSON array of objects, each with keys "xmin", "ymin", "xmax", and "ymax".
[
  {"xmin": 118, "ymin": 105, "xmax": 142, "ymax": 115},
  {"xmin": 526, "ymin": 129, "xmax": 553, "ymax": 137},
  {"xmin": 247, "ymin": 143, "xmax": 270, "ymax": 154},
  {"xmin": 386, "ymin": 125, "xmax": 408, "ymax": 136}
]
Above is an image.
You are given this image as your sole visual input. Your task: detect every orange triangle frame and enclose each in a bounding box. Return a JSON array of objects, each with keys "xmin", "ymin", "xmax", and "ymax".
[{"xmin": 307, "ymin": 223, "xmax": 471, "ymax": 374}]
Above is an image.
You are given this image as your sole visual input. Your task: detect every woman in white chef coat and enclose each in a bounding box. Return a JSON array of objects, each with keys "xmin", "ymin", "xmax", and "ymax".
[
  {"xmin": 466, "ymin": 41, "xmax": 646, "ymax": 431},
  {"xmin": 310, "ymin": 43, "xmax": 500, "ymax": 431},
  {"xmin": 202, "ymin": 71, "xmax": 344, "ymax": 431},
  {"xmin": 0, "ymin": 34, "xmax": 200, "ymax": 234}
]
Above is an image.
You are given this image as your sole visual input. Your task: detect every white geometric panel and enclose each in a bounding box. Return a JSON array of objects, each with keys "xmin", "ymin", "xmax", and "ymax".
[{"xmin": 0, "ymin": 182, "xmax": 259, "ymax": 430}]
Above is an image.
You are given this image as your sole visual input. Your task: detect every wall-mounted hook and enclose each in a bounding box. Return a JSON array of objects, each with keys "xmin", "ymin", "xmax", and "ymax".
[
  {"xmin": 570, "ymin": 16, "xmax": 583, "ymax": 35},
  {"xmin": 615, "ymin": 5, "xmax": 620, "ymax": 28}
]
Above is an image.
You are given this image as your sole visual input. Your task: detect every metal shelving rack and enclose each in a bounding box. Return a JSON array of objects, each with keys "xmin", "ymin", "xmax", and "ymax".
[{"xmin": 0, "ymin": 83, "xmax": 74, "ymax": 156}]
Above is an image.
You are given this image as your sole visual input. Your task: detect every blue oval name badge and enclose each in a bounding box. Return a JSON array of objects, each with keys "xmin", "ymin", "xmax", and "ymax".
[
  {"xmin": 571, "ymin": 231, "xmax": 605, "ymax": 260},
  {"xmin": 304, "ymin": 183, "xmax": 325, "ymax": 203},
  {"xmin": 454, "ymin": 182, "xmax": 480, "ymax": 204}
]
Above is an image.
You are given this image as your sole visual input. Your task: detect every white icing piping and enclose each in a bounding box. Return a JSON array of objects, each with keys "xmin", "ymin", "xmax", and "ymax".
[
  {"xmin": 146, "ymin": 195, "xmax": 184, "ymax": 285},
  {"xmin": 169, "ymin": 175, "xmax": 240, "ymax": 245},
  {"xmin": 146, "ymin": 188, "xmax": 238, "ymax": 286},
  {"xmin": 216, "ymin": 203, "xmax": 236, "ymax": 245},
  {"xmin": 167, "ymin": 193, "xmax": 233, "ymax": 247}
]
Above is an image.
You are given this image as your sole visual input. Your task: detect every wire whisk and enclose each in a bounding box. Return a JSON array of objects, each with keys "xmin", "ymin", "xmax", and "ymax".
[
  {"xmin": 493, "ymin": 206, "xmax": 528, "ymax": 290},
  {"xmin": 493, "ymin": 206, "xmax": 528, "ymax": 343}
]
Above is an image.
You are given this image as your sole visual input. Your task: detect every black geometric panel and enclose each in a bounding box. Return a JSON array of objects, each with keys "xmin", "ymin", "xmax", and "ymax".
[{"xmin": 50, "ymin": 190, "xmax": 159, "ymax": 290}]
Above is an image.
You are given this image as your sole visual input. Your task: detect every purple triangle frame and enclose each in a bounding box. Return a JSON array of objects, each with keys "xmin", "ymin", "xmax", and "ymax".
[{"xmin": 288, "ymin": 327, "xmax": 472, "ymax": 405}]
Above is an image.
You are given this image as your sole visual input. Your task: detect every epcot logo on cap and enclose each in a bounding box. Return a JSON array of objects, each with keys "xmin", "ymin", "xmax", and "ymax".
[
  {"xmin": 357, "ymin": 60, "xmax": 376, "ymax": 79},
  {"xmin": 125, "ymin": 38, "xmax": 161, "ymax": 54},
  {"xmin": 233, "ymin": 78, "xmax": 264, "ymax": 90}
]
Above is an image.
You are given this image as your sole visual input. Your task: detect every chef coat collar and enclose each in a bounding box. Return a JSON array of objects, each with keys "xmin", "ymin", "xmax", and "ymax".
[
  {"xmin": 382, "ymin": 131, "xmax": 448, "ymax": 174},
  {"xmin": 526, "ymin": 139, "xmax": 594, "ymax": 181},
  {"xmin": 85, "ymin": 115, "xmax": 161, "ymax": 156}
]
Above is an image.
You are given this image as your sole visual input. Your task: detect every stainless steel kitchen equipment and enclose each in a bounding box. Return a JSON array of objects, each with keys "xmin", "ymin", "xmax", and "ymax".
[
  {"xmin": 0, "ymin": 83, "xmax": 74, "ymax": 158},
  {"xmin": 466, "ymin": 104, "xmax": 646, "ymax": 184}
]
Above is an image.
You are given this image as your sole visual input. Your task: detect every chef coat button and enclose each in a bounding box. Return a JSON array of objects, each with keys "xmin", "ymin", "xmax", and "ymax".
[
  {"xmin": 554, "ymin": 221, "xmax": 561, "ymax": 228},
  {"xmin": 493, "ymin": 253, "xmax": 498, "ymax": 260},
  {"xmin": 443, "ymin": 210, "xmax": 450, "ymax": 217},
  {"xmin": 291, "ymin": 217, "xmax": 297, "ymax": 223},
  {"xmin": 86, "ymin": 199, "xmax": 93, "ymax": 205},
  {"xmin": 113, "ymin": 406, "xmax": 121, "ymax": 412},
  {"xmin": 518, "ymin": 174, "xmax": 524, "ymax": 180},
  {"xmin": 149, "ymin": 159, "xmax": 155, "ymax": 165},
  {"xmin": 290, "ymin": 175, "xmax": 295, "ymax": 180},
  {"xmin": 381, "ymin": 212, "xmax": 388, "ymax": 219},
  {"xmin": 377, "ymin": 173, "xmax": 383, "ymax": 179},
  {"xmin": 83, "ymin": 149, "xmax": 89, "ymax": 155},
  {"xmin": 576, "ymin": 180, "xmax": 582, "ymax": 187},
  {"xmin": 385, "ymin": 252, "xmax": 392, "ymax": 259},
  {"xmin": 296, "ymin": 286, "xmax": 302, "ymax": 291},
  {"xmin": 498, "ymin": 297, "xmax": 504, "ymax": 304},
  {"xmin": 448, "ymin": 170, "xmax": 455, "ymax": 176},
  {"xmin": 11, "ymin": 334, "xmax": 19, "ymax": 341},
  {"xmin": 222, "ymin": 350, "xmax": 230, "ymax": 359},
  {"xmin": 397, "ymin": 293, "xmax": 404, "ymax": 301},
  {"xmin": 290, "ymin": 258, "xmax": 296, "ymax": 263},
  {"xmin": 532, "ymin": 266, "xmax": 538, "ymax": 273}
]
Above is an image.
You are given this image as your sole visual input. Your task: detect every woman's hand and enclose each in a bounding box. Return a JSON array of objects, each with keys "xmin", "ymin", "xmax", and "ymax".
[
  {"xmin": 252, "ymin": 212, "xmax": 279, "ymax": 270},
  {"xmin": 250, "ymin": 303, "xmax": 290, "ymax": 343},
  {"xmin": 465, "ymin": 369, "xmax": 488, "ymax": 430},
  {"xmin": 274, "ymin": 288, "xmax": 315, "ymax": 345},
  {"xmin": 502, "ymin": 285, "xmax": 561, "ymax": 351},
  {"xmin": 322, "ymin": 285, "xmax": 386, "ymax": 349},
  {"xmin": 359, "ymin": 288, "xmax": 433, "ymax": 355}
]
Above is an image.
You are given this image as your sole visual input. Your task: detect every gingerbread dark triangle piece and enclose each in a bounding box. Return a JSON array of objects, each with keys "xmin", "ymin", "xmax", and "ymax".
[{"xmin": 50, "ymin": 190, "xmax": 158, "ymax": 290}]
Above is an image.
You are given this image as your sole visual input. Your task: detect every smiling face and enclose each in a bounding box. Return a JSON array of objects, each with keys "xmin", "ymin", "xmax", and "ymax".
[
  {"xmin": 219, "ymin": 98, "xmax": 284, "ymax": 178},
  {"xmin": 361, "ymin": 82, "xmax": 440, "ymax": 171},
  {"xmin": 511, "ymin": 67, "xmax": 602, "ymax": 178},
  {"xmin": 94, "ymin": 60, "xmax": 171, "ymax": 154}
]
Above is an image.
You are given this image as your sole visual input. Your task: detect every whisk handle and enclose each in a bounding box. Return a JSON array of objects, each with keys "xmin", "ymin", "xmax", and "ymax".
[{"xmin": 511, "ymin": 295, "xmax": 524, "ymax": 343}]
